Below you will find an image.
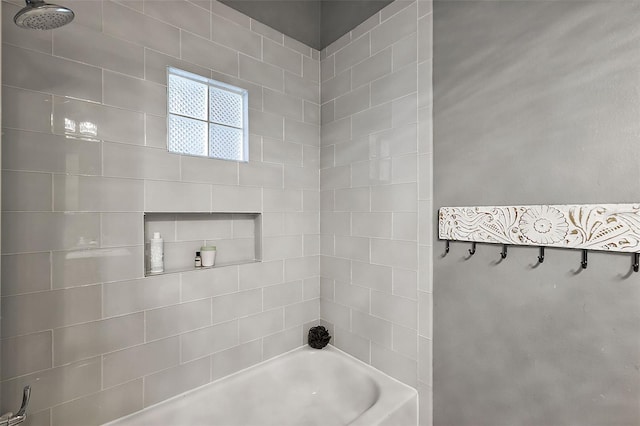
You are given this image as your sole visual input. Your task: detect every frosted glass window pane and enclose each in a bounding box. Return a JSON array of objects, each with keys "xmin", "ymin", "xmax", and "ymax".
[
  {"xmin": 210, "ymin": 125, "xmax": 243, "ymax": 161},
  {"xmin": 167, "ymin": 67, "xmax": 248, "ymax": 161},
  {"xmin": 169, "ymin": 116, "xmax": 207, "ymax": 156},
  {"xmin": 168, "ymin": 74, "xmax": 207, "ymax": 120},
  {"xmin": 210, "ymin": 86, "xmax": 243, "ymax": 128}
]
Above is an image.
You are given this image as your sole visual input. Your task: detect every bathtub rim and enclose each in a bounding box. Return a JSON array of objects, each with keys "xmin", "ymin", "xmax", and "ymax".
[{"xmin": 103, "ymin": 343, "xmax": 418, "ymax": 426}]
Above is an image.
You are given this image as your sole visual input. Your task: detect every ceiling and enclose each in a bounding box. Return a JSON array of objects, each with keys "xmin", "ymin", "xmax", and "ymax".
[{"xmin": 220, "ymin": 0, "xmax": 395, "ymax": 51}]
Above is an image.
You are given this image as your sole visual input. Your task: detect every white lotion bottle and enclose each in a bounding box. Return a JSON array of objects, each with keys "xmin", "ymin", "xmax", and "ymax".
[{"xmin": 150, "ymin": 232, "xmax": 164, "ymax": 273}]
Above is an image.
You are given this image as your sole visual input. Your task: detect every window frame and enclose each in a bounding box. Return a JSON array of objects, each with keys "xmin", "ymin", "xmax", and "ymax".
[{"xmin": 166, "ymin": 67, "xmax": 249, "ymax": 162}]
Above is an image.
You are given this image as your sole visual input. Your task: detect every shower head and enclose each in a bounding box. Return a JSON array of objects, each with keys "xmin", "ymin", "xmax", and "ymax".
[{"xmin": 14, "ymin": 0, "xmax": 74, "ymax": 30}]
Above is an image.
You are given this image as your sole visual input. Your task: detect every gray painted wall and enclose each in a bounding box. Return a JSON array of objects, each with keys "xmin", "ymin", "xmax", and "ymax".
[
  {"xmin": 221, "ymin": 0, "xmax": 322, "ymax": 49},
  {"xmin": 320, "ymin": 0, "xmax": 394, "ymax": 48},
  {"xmin": 221, "ymin": 0, "xmax": 394, "ymax": 49},
  {"xmin": 433, "ymin": 1, "xmax": 640, "ymax": 425}
]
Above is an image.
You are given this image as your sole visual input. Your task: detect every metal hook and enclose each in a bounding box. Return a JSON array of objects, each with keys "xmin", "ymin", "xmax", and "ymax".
[
  {"xmin": 500, "ymin": 245, "xmax": 508, "ymax": 259},
  {"xmin": 581, "ymin": 249, "xmax": 588, "ymax": 269},
  {"xmin": 443, "ymin": 240, "xmax": 450, "ymax": 256},
  {"xmin": 468, "ymin": 242, "xmax": 476, "ymax": 256},
  {"xmin": 538, "ymin": 247, "xmax": 545, "ymax": 264},
  {"xmin": 633, "ymin": 253, "xmax": 639, "ymax": 272}
]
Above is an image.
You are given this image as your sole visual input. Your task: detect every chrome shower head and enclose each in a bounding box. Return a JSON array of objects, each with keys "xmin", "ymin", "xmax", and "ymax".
[{"xmin": 14, "ymin": 0, "xmax": 74, "ymax": 30}]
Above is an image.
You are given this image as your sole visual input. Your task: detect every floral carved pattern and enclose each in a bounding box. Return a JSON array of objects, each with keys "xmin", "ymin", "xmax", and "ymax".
[{"xmin": 439, "ymin": 204, "xmax": 640, "ymax": 252}]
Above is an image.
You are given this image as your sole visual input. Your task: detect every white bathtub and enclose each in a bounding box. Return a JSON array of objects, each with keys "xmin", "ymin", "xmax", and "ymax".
[{"xmin": 105, "ymin": 345, "xmax": 417, "ymax": 426}]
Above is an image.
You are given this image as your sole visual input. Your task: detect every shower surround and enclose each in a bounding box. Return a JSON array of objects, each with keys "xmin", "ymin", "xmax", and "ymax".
[
  {"xmin": 0, "ymin": 0, "xmax": 433, "ymax": 425},
  {"xmin": 1, "ymin": 0, "xmax": 321, "ymax": 423},
  {"xmin": 319, "ymin": 1, "xmax": 433, "ymax": 424}
]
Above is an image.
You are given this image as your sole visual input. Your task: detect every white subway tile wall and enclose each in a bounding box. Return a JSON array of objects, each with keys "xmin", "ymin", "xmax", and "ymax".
[
  {"xmin": 319, "ymin": 2, "xmax": 433, "ymax": 426},
  {"xmin": 417, "ymin": 1, "xmax": 433, "ymax": 424},
  {"xmin": 1, "ymin": 0, "xmax": 320, "ymax": 424}
]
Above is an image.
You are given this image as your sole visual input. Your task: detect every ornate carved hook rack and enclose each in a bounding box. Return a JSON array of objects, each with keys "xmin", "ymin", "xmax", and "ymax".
[{"xmin": 439, "ymin": 203, "xmax": 640, "ymax": 272}]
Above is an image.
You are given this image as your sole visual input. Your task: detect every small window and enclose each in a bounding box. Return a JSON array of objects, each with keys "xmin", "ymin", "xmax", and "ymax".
[{"xmin": 167, "ymin": 67, "xmax": 248, "ymax": 161}]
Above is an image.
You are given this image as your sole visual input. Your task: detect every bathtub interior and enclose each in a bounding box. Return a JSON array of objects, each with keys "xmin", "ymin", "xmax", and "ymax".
[{"xmin": 105, "ymin": 345, "xmax": 417, "ymax": 426}]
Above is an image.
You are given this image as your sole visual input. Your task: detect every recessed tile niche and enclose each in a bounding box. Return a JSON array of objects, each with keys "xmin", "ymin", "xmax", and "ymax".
[{"xmin": 144, "ymin": 212, "xmax": 262, "ymax": 276}]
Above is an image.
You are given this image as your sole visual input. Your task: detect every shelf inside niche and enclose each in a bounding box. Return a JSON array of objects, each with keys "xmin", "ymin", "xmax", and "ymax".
[{"xmin": 144, "ymin": 212, "xmax": 262, "ymax": 277}]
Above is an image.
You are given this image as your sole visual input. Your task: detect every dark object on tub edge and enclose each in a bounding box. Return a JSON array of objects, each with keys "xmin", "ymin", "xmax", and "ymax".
[{"xmin": 308, "ymin": 326, "xmax": 331, "ymax": 349}]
